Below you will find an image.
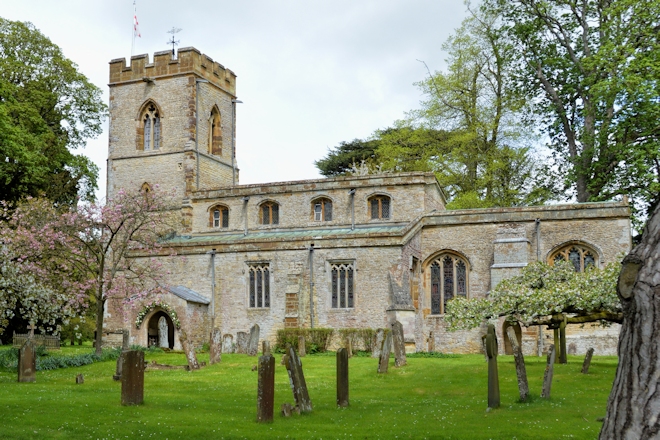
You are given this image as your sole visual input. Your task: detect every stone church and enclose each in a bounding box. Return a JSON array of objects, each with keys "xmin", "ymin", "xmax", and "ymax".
[{"xmin": 103, "ymin": 48, "xmax": 631, "ymax": 355}]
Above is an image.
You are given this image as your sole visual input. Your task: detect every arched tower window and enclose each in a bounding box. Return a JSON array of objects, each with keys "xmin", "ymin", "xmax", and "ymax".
[
  {"xmin": 312, "ymin": 197, "xmax": 332, "ymax": 221},
  {"xmin": 260, "ymin": 201, "xmax": 279, "ymax": 225},
  {"xmin": 138, "ymin": 102, "xmax": 161, "ymax": 151},
  {"xmin": 428, "ymin": 253, "xmax": 468, "ymax": 314},
  {"xmin": 368, "ymin": 195, "xmax": 391, "ymax": 220},
  {"xmin": 549, "ymin": 244, "xmax": 597, "ymax": 272},
  {"xmin": 209, "ymin": 204, "xmax": 229, "ymax": 228},
  {"xmin": 208, "ymin": 107, "xmax": 222, "ymax": 155}
]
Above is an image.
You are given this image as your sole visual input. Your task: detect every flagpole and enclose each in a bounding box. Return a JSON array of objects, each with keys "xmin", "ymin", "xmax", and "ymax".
[{"xmin": 131, "ymin": 0, "xmax": 136, "ymax": 56}]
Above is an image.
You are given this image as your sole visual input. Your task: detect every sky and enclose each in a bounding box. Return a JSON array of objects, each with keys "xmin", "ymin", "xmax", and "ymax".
[{"xmin": 2, "ymin": 0, "xmax": 469, "ymax": 199}]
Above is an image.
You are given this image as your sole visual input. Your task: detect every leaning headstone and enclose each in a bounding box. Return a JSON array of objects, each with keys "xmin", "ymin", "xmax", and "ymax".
[
  {"xmin": 76, "ymin": 374, "xmax": 84, "ymax": 384},
  {"xmin": 247, "ymin": 324, "xmax": 260, "ymax": 356},
  {"xmin": 236, "ymin": 332, "xmax": 249, "ymax": 354},
  {"xmin": 581, "ymin": 347, "xmax": 595, "ymax": 374},
  {"xmin": 391, "ymin": 321, "xmax": 407, "ymax": 367},
  {"xmin": 336, "ymin": 348, "xmax": 349, "ymax": 407},
  {"xmin": 372, "ymin": 328, "xmax": 384, "ymax": 359},
  {"xmin": 298, "ymin": 335, "xmax": 306, "ymax": 357},
  {"xmin": 18, "ymin": 339, "xmax": 36, "ymax": 383},
  {"xmin": 377, "ymin": 332, "xmax": 392, "ymax": 374},
  {"xmin": 427, "ymin": 331, "xmax": 435, "ymax": 352},
  {"xmin": 285, "ymin": 345, "xmax": 312, "ymax": 413},
  {"xmin": 209, "ymin": 328, "xmax": 222, "ymax": 365},
  {"xmin": 506, "ymin": 326, "xmax": 529, "ymax": 402},
  {"xmin": 541, "ymin": 344, "xmax": 556, "ymax": 399},
  {"xmin": 121, "ymin": 350, "xmax": 144, "ymax": 406},
  {"xmin": 486, "ymin": 324, "xmax": 500, "ymax": 409},
  {"xmin": 262, "ymin": 341, "xmax": 271, "ymax": 356},
  {"xmin": 222, "ymin": 334, "xmax": 234, "ymax": 353},
  {"xmin": 179, "ymin": 330, "xmax": 200, "ymax": 370},
  {"xmin": 256, "ymin": 353, "xmax": 275, "ymax": 423},
  {"xmin": 113, "ymin": 329, "xmax": 130, "ymax": 381}
]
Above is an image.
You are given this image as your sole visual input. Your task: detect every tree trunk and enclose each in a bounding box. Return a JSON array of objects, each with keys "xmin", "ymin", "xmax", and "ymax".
[
  {"xmin": 599, "ymin": 203, "xmax": 660, "ymax": 439},
  {"xmin": 94, "ymin": 299, "xmax": 105, "ymax": 356}
]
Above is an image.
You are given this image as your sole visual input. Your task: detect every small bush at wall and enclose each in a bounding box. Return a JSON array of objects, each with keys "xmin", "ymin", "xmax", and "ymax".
[
  {"xmin": 275, "ymin": 328, "xmax": 334, "ymax": 353},
  {"xmin": 338, "ymin": 328, "xmax": 377, "ymax": 352}
]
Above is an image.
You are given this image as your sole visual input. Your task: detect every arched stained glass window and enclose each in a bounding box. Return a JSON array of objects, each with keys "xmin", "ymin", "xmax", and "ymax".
[
  {"xmin": 429, "ymin": 253, "xmax": 468, "ymax": 314},
  {"xmin": 549, "ymin": 244, "xmax": 597, "ymax": 272},
  {"xmin": 140, "ymin": 103, "xmax": 161, "ymax": 150}
]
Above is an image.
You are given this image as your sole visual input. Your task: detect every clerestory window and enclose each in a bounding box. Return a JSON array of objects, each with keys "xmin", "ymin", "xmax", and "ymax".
[
  {"xmin": 369, "ymin": 195, "xmax": 391, "ymax": 220},
  {"xmin": 331, "ymin": 262, "xmax": 354, "ymax": 308},
  {"xmin": 209, "ymin": 205, "xmax": 229, "ymax": 228},
  {"xmin": 260, "ymin": 201, "xmax": 279, "ymax": 225},
  {"xmin": 429, "ymin": 253, "xmax": 468, "ymax": 314},
  {"xmin": 312, "ymin": 198, "xmax": 332, "ymax": 222},
  {"xmin": 549, "ymin": 244, "xmax": 597, "ymax": 272},
  {"xmin": 248, "ymin": 263, "xmax": 270, "ymax": 308}
]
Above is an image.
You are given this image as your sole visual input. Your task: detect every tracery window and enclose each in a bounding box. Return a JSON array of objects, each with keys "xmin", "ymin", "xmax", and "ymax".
[
  {"xmin": 140, "ymin": 103, "xmax": 161, "ymax": 150},
  {"xmin": 331, "ymin": 262, "xmax": 354, "ymax": 309},
  {"xmin": 429, "ymin": 254, "xmax": 468, "ymax": 314},
  {"xmin": 549, "ymin": 244, "xmax": 597, "ymax": 272},
  {"xmin": 312, "ymin": 198, "xmax": 332, "ymax": 221},
  {"xmin": 209, "ymin": 107, "xmax": 222, "ymax": 155},
  {"xmin": 369, "ymin": 195, "xmax": 391, "ymax": 220},
  {"xmin": 248, "ymin": 263, "xmax": 270, "ymax": 308},
  {"xmin": 209, "ymin": 205, "xmax": 229, "ymax": 228},
  {"xmin": 260, "ymin": 201, "xmax": 279, "ymax": 225}
]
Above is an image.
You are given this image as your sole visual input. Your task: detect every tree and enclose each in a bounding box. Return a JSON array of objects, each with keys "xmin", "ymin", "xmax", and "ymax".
[
  {"xmin": 315, "ymin": 138, "xmax": 379, "ymax": 177},
  {"xmin": 445, "ymin": 261, "xmax": 622, "ymax": 331},
  {"xmin": 482, "ymin": 0, "xmax": 660, "ymax": 225},
  {"xmin": 0, "ymin": 18, "xmax": 106, "ymax": 204},
  {"xmin": 600, "ymin": 201, "xmax": 660, "ymax": 438}
]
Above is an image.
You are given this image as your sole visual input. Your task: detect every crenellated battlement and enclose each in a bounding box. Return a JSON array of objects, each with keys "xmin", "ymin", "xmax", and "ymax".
[{"xmin": 109, "ymin": 47, "xmax": 236, "ymax": 95}]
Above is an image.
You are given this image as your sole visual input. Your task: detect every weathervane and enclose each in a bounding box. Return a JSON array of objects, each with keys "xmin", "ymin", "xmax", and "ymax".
[{"xmin": 166, "ymin": 27, "xmax": 181, "ymax": 57}]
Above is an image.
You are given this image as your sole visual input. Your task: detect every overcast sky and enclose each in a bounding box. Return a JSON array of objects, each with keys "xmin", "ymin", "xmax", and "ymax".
[{"xmin": 2, "ymin": 0, "xmax": 469, "ymax": 199}]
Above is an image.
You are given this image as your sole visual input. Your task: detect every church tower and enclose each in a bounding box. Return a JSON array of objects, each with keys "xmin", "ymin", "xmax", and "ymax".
[{"xmin": 107, "ymin": 48, "xmax": 239, "ymax": 203}]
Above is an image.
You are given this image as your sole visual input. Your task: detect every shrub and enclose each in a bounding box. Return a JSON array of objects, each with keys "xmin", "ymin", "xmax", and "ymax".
[
  {"xmin": 0, "ymin": 347, "xmax": 121, "ymax": 372},
  {"xmin": 275, "ymin": 328, "xmax": 334, "ymax": 353},
  {"xmin": 338, "ymin": 328, "xmax": 377, "ymax": 352}
]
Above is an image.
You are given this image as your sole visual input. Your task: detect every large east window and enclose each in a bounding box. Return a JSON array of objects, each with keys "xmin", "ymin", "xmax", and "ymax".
[
  {"xmin": 248, "ymin": 264, "xmax": 270, "ymax": 308},
  {"xmin": 430, "ymin": 254, "xmax": 468, "ymax": 314},
  {"xmin": 331, "ymin": 262, "xmax": 354, "ymax": 309}
]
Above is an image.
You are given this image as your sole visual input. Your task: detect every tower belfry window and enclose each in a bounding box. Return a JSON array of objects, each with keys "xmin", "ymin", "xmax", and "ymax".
[
  {"xmin": 141, "ymin": 104, "xmax": 161, "ymax": 150},
  {"xmin": 209, "ymin": 108, "xmax": 222, "ymax": 155}
]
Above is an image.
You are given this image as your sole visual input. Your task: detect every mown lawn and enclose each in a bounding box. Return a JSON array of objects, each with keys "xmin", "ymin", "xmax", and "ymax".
[{"xmin": 0, "ymin": 346, "xmax": 616, "ymax": 439}]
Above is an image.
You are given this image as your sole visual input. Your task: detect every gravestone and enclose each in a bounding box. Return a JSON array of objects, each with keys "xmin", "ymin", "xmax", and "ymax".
[
  {"xmin": 76, "ymin": 374, "xmax": 84, "ymax": 384},
  {"xmin": 256, "ymin": 353, "xmax": 275, "ymax": 423},
  {"xmin": 336, "ymin": 348, "xmax": 349, "ymax": 407},
  {"xmin": 346, "ymin": 338, "xmax": 353, "ymax": 358},
  {"xmin": 391, "ymin": 321, "xmax": 407, "ymax": 367},
  {"xmin": 121, "ymin": 350, "xmax": 144, "ymax": 405},
  {"xmin": 427, "ymin": 331, "xmax": 434, "ymax": 352},
  {"xmin": 485, "ymin": 324, "xmax": 500, "ymax": 409},
  {"xmin": 262, "ymin": 341, "xmax": 271, "ymax": 356},
  {"xmin": 210, "ymin": 328, "xmax": 222, "ymax": 364},
  {"xmin": 298, "ymin": 335, "xmax": 306, "ymax": 357},
  {"xmin": 113, "ymin": 329, "xmax": 130, "ymax": 381},
  {"xmin": 506, "ymin": 325, "xmax": 529, "ymax": 402},
  {"xmin": 559, "ymin": 319, "xmax": 567, "ymax": 364},
  {"xmin": 285, "ymin": 345, "xmax": 312, "ymax": 413},
  {"xmin": 179, "ymin": 330, "xmax": 200, "ymax": 370},
  {"xmin": 372, "ymin": 328, "xmax": 384, "ymax": 359},
  {"xmin": 236, "ymin": 332, "xmax": 249, "ymax": 354},
  {"xmin": 377, "ymin": 332, "xmax": 392, "ymax": 374},
  {"xmin": 247, "ymin": 324, "xmax": 260, "ymax": 356},
  {"xmin": 158, "ymin": 316, "xmax": 168, "ymax": 348},
  {"xmin": 18, "ymin": 339, "xmax": 36, "ymax": 383},
  {"xmin": 541, "ymin": 344, "xmax": 556, "ymax": 399},
  {"xmin": 222, "ymin": 334, "xmax": 234, "ymax": 353},
  {"xmin": 581, "ymin": 347, "xmax": 594, "ymax": 374}
]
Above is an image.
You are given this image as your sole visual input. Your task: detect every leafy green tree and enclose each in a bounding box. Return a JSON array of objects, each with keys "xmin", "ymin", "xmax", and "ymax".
[
  {"xmin": 314, "ymin": 138, "xmax": 379, "ymax": 177},
  {"xmin": 0, "ymin": 18, "xmax": 106, "ymax": 204},
  {"xmin": 481, "ymin": 0, "xmax": 660, "ymax": 225}
]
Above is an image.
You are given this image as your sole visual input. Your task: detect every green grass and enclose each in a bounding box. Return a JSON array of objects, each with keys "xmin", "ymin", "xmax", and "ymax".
[{"xmin": 0, "ymin": 345, "xmax": 616, "ymax": 439}]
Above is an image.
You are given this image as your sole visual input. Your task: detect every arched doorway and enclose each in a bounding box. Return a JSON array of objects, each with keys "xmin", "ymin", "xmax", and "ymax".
[
  {"xmin": 502, "ymin": 321, "xmax": 522, "ymax": 355},
  {"xmin": 147, "ymin": 310, "xmax": 175, "ymax": 349}
]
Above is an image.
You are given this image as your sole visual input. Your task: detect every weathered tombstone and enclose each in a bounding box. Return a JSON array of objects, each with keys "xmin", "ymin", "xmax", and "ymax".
[
  {"xmin": 280, "ymin": 403, "xmax": 295, "ymax": 417},
  {"xmin": 262, "ymin": 341, "xmax": 271, "ymax": 356},
  {"xmin": 581, "ymin": 347, "xmax": 594, "ymax": 374},
  {"xmin": 346, "ymin": 338, "xmax": 353, "ymax": 358},
  {"xmin": 377, "ymin": 332, "xmax": 392, "ymax": 374},
  {"xmin": 481, "ymin": 334, "xmax": 489, "ymax": 362},
  {"xmin": 541, "ymin": 344, "xmax": 556, "ymax": 399},
  {"xmin": 280, "ymin": 353, "xmax": 289, "ymax": 366},
  {"xmin": 298, "ymin": 335, "xmax": 306, "ymax": 357},
  {"xmin": 76, "ymin": 374, "xmax": 84, "ymax": 384},
  {"xmin": 391, "ymin": 321, "xmax": 407, "ymax": 367},
  {"xmin": 121, "ymin": 350, "xmax": 144, "ymax": 406},
  {"xmin": 284, "ymin": 345, "xmax": 312, "ymax": 413},
  {"xmin": 486, "ymin": 324, "xmax": 500, "ymax": 409},
  {"xmin": 236, "ymin": 332, "xmax": 249, "ymax": 354},
  {"xmin": 179, "ymin": 330, "xmax": 200, "ymax": 370},
  {"xmin": 559, "ymin": 319, "xmax": 567, "ymax": 364},
  {"xmin": 209, "ymin": 328, "xmax": 222, "ymax": 365},
  {"xmin": 113, "ymin": 329, "xmax": 130, "ymax": 381},
  {"xmin": 506, "ymin": 325, "xmax": 529, "ymax": 402},
  {"xmin": 427, "ymin": 331, "xmax": 435, "ymax": 352},
  {"xmin": 256, "ymin": 353, "xmax": 275, "ymax": 423},
  {"xmin": 158, "ymin": 316, "xmax": 168, "ymax": 348},
  {"xmin": 18, "ymin": 339, "xmax": 36, "ymax": 383},
  {"xmin": 372, "ymin": 328, "xmax": 384, "ymax": 358},
  {"xmin": 336, "ymin": 347, "xmax": 349, "ymax": 407},
  {"xmin": 222, "ymin": 334, "xmax": 234, "ymax": 353},
  {"xmin": 247, "ymin": 324, "xmax": 260, "ymax": 356}
]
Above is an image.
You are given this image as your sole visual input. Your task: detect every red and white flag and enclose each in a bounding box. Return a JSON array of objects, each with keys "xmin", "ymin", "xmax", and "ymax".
[{"xmin": 133, "ymin": 2, "xmax": 141, "ymax": 38}]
